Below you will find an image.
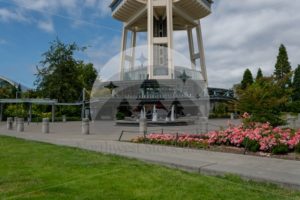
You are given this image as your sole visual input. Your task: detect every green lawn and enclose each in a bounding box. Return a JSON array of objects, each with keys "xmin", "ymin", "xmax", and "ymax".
[{"xmin": 0, "ymin": 136, "xmax": 299, "ymax": 200}]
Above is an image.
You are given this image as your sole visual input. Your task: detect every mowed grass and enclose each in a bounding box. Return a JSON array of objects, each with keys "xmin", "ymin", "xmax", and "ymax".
[{"xmin": 0, "ymin": 136, "xmax": 300, "ymax": 200}]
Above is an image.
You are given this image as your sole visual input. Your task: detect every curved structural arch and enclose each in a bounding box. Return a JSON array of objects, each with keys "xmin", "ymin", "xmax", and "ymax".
[
  {"xmin": 0, "ymin": 75, "xmax": 18, "ymax": 88},
  {"xmin": 0, "ymin": 75, "xmax": 29, "ymax": 91}
]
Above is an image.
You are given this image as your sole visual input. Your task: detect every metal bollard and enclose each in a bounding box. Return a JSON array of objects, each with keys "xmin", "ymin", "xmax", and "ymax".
[
  {"xmin": 62, "ymin": 115, "xmax": 67, "ymax": 123},
  {"xmin": 7, "ymin": 117, "xmax": 13, "ymax": 130},
  {"xmin": 17, "ymin": 118, "xmax": 24, "ymax": 133},
  {"xmin": 42, "ymin": 118, "xmax": 50, "ymax": 134},
  {"xmin": 82, "ymin": 118, "xmax": 90, "ymax": 135},
  {"xmin": 230, "ymin": 113, "xmax": 234, "ymax": 120},
  {"xmin": 139, "ymin": 118, "xmax": 147, "ymax": 136},
  {"xmin": 13, "ymin": 117, "xmax": 18, "ymax": 127}
]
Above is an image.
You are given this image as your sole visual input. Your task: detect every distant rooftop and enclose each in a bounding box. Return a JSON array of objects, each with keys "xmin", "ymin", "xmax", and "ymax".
[{"xmin": 0, "ymin": 75, "xmax": 29, "ymax": 91}]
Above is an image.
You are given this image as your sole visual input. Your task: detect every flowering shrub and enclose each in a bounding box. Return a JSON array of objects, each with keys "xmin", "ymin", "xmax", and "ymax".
[
  {"xmin": 137, "ymin": 133, "xmax": 209, "ymax": 149},
  {"xmin": 132, "ymin": 119, "xmax": 300, "ymax": 155},
  {"xmin": 205, "ymin": 122, "xmax": 300, "ymax": 153}
]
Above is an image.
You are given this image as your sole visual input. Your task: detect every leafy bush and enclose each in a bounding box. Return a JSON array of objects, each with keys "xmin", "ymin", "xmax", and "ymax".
[
  {"xmin": 237, "ymin": 77, "xmax": 291, "ymax": 127},
  {"xmin": 116, "ymin": 112, "xmax": 125, "ymax": 120},
  {"xmin": 286, "ymin": 101, "xmax": 300, "ymax": 113},
  {"xmin": 132, "ymin": 120, "xmax": 300, "ymax": 154},
  {"xmin": 242, "ymin": 137, "xmax": 260, "ymax": 152},
  {"xmin": 55, "ymin": 116, "xmax": 81, "ymax": 122},
  {"xmin": 271, "ymin": 144, "xmax": 289, "ymax": 155},
  {"xmin": 295, "ymin": 143, "xmax": 300, "ymax": 154},
  {"xmin": 4, "ymin": 105, "xmax": 27, "ymax": 118},
  {"xmin": 59, "ymin": 106, "xmax": 81, "ymax": 117},
  {"xmin": 250, "ymin": 113, "xmax": 286, "ymax": 127}
]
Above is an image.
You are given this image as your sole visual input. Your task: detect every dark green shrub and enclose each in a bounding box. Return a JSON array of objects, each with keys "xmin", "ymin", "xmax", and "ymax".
[
  {"xmin": 116, "ymin": 112, "xmax": 125, "ymax": 120},
  {"xmin": 295, "ymin": 143, "xmax": 300, "ymax": 153},
  {"xmin": 242, "ymin": 137, "xmax": 260, "ymax": 152},
  {"xmin": 59, "ymin": 106, "xmax": 81, "ymax": 117},
  {"xmin": 286, "ymin": 101, "xmax": 300, "ymax": 113},
  {"xmin": 4, "ymin": 105, "xmax": 27, "ymax": 118},
  {"xmin": 250, "ymin": 113, "xmax": 286, "ymax": 127},
  {"xmin": 272, "ymin": 144, "xmax": 289, "ymax": 155},
  {"xmin": 55, "ymin": 116, "xmax": 81, "ymax": 122}
]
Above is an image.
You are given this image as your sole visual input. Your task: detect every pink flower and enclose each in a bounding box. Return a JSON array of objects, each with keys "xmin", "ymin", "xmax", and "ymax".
[
  {"xmin": 141, "ymin": 121, "xmax": 300, "ymax": 153},
  {"xmin": 242, "ymin": 112, "xmax": 250, "ymax": 119}
]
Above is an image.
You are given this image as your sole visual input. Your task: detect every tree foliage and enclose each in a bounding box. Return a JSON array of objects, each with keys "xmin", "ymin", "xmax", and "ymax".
[
  {"xmin": 0, "ymin": 85, "xmax": 16, "ymax": 99},
  {"xmin": 274, "ymin": 44, "xmax": 292, "ymax": 86},
  {"xmin": 256, "ymin": 68, "xmax": 263, "ymax": 81},
  {"xmin": 35, "ymin": 39, "xmax": 97, "ymax": 102},
  {"xmin": 78, "ymin": 62, "xmax": 98, "ymax": 91},
  {"xmin": 237, "ymin": 76, "xmax": 291, "ymax": 126},
  {"xmin": 241, "ymin": 69, "xmax": 253, "ymax": 89},
  {"xmin": 293, "ymin": 65, "xmax": 300, "ymax": 101}
]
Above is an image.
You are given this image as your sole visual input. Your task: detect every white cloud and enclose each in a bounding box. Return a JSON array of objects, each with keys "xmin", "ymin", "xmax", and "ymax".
[
  {"xmin": 12, "ymin": 0, "xmax": 77, "ymax": 12},
  {"xmin": 1, "ymin": 0, "xmax": 112, "ymax": 33},
  {"xmin": 169, "ymin": 1, "xmax": 300, "ymax": 88},
  {"xmin": 2, "ymin": 0, "xmax": 299, "ymax": 89},
  {"xmin": 37, "ymin": 19, "xmax": 55, "ymax": 33},
  {"xmin": 199, "ymin": 0, "xmax": 300, "ymax": 88},
  {"xmin": 0, "ymin": 8, "xmax": 27, "ymax": 22},
  {"xmin": 85, "ymin": 36, "xmax": 121, "ymax": 73},
  {"xmin": 11, "ymin": 0, "xmax": 111, "ymax": 19}
]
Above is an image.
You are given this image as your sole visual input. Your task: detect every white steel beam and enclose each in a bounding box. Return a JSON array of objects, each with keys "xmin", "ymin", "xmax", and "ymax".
[
  {"xmin": 130, "ymin": 30, "xmax": 137, "ymax": 70},
  {"xmin": 120, "ymin": 25, "xmax": 128, "ymax": 80},
  {"xmin": 147, "ymin": 0, "xmax": 154, "ymax": 79},
  {"xmin": 167, "ymin": 0, "xmax": 174, "ymax": 79},
  {"xmin": 173, "ymin": 6, "xmax": 197, "ymax": 27},
  {"xmin": 187, "ymin": 28, "xmax": 196, "ymax": 70},
  {"xmin": 196, "ymin": 20, "xmax": 208, "ymax": 84},
  {"xmin": 125, "ymin": 6, "xmax": 147, "ymax": 28}
]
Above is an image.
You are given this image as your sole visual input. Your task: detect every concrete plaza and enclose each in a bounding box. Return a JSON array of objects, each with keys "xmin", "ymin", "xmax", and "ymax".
[{"xmin": 0, "ymin": 119, "xmax": 300, "ymax": 189}]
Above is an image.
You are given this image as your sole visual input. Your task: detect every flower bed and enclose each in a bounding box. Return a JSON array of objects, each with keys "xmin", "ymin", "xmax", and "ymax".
[{"xmin": 132, "ymin": 121, "xmax": 300, "ymax": 155}]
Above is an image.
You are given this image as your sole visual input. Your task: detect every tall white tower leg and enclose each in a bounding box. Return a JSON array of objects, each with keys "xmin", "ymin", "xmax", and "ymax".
[
  {"xmin": 196, "ymin": 21, "xmax": 208, "ymax": 85},
  {"xmin": 167, "ymin": 0, "xmax": 174, "ymax": 79},
  {"xmin": 187, "ymin": 28, "xmax": 196, "ymax": 70},
  {"xmin": 120, "ymin": 25, "xmax": 128, "ymax": 81},
  {"xmin": 130, "ymin": 31, "xmax": 137, "ymax": 71},
  {"xmin": 147, "ymin": 0, "xmax": 154, "ymax": 79}
]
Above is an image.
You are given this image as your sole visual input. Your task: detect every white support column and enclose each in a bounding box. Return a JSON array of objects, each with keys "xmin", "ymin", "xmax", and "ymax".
[
  {"xmin": 130, "ymin": 30, "xmax": 137, "ymax": 71},
  {"xmin": 196, "ymin": 20, "xmax": 208, "ymax": 85},
  {"xmin": 187, "ymin": 28, "xmax": 196, "ymax": 70},
  {"xmin": 28, "ymin": 103, "xmax": 32, "ymax": 123},
  {"xmin": 51, "ymin": 104, "xmax": 55, "ymax": 123},
  {"xmin": 120, "ymin": 25, "xmax": 128, "ymax": 80},
  {"xmin": 147, "ymin": 0, "xmax": 154, "ymax": 79},
  {"xmin": 166, "ymin": 0, "xmax": 174, "ymax": 79}
]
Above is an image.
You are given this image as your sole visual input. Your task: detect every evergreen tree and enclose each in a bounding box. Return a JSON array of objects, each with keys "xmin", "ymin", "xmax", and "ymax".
[
  {"xmin": 274, "ymin": 44, "xmax": 292, "ymax": 84},
  {"xmin": 241, "ymin": 69, "xmax": 253, "ymax": 89},
  {"xmin": 256, "ymin": 68, "xmax": 263, "ymax": 80},
  {"xmin": 293, "ymin": 65, "xmax": 300, "ymax": 101}
]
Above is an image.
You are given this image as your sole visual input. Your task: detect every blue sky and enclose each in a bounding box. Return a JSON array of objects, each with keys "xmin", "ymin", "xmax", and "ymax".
[
  {"xmin": 0, "ymin": 0, "xmax": 300, "ymax": 88},
  {"xmin": 0, "ymin": 0, "xmax": 120, "ymax": 88}
]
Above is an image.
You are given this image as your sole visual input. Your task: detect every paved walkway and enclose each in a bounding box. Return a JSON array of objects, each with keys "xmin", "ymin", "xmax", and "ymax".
[{"xmin": 0, "ymin": 121, "xmax": 300, "ymax": 189}]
